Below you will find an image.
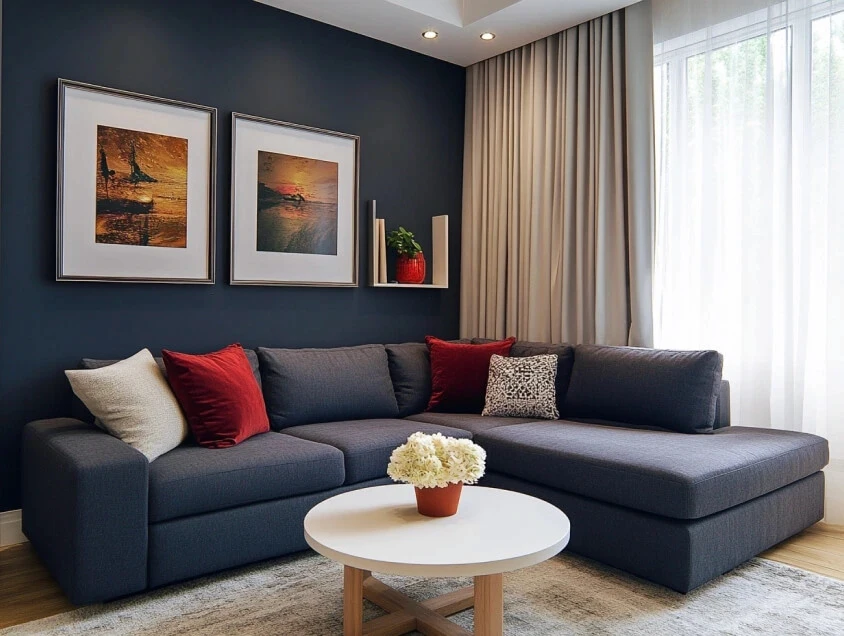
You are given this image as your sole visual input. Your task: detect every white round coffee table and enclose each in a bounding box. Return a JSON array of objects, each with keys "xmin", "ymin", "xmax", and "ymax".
[{"xmin": 304, "ymin": 484, "xmax": 570, "ymax": 636}]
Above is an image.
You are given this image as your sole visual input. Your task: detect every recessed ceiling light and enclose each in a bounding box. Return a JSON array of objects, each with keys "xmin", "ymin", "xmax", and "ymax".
[
  {"xmin": 480, "ymin": 32, "xmax": 496, "ymax": 41},
  {"xmin": 422, "ymin": 30, "xmax": 439, "ymax": 39}
]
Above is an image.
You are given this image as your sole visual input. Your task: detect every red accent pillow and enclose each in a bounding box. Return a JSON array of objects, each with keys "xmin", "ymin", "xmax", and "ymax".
[
  {"xmin": 162, "ymin": 344, "xmax": 269, "ymax": 448},
  {"xmin": 425, "ymin": 336, "xmax": 516, "ymax": 413}
]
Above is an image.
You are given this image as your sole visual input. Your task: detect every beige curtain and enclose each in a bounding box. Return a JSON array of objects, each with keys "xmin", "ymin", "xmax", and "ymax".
[{"xmin": 460, "ymin": 1, "xmax": 655, "ymax": 346}]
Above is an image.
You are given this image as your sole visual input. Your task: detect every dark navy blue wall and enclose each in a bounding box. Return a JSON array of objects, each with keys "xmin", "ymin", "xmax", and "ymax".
[{"xmin": 0, "ymin": 0, "xmax": 465, "ymax": 511}]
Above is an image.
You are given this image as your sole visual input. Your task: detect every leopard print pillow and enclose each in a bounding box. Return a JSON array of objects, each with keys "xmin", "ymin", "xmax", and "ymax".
[{"xmin": 482, "ymin": 354, "xmax": 559, "ymax": 420}]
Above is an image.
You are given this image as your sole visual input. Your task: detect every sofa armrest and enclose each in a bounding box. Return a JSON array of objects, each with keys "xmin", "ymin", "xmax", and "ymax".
[
  {"xmin": 22, "ymin": 418, "xmax": 149, "ymax": 604},
  {"xmin": 714, "ymin": 381, "xmax": 731, "ymax": 429}
]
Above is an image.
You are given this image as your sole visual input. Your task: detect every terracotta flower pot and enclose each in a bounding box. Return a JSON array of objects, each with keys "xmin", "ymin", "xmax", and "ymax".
[
  {"xmin": 414, "ymin": 482, "xmax": 463, "ymax": 517},
  {"xmin": 395, "ymin": 253, "xmax": 426, "ymax": 284}
]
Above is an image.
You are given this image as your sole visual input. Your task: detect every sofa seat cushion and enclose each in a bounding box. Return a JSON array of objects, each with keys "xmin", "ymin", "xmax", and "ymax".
[
  {"xmin": 149, "ymin": 432, "xmax": 345, "ymax": 522},
  {"xmin": 405, "ymin": 412, "xmax": 540, "ymax": 436},
  {"xmin": 281, "ymin": 419, "xmax": 471, "ymax": 484},
  {"xmin": 476, "ymin": 422, "xmax": 829, "ymax": 519}
]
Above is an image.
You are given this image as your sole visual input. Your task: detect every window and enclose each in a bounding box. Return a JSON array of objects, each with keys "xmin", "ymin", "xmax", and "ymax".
[{"xmin": 652, "ymin": 0, "xmax": 844, "ymax": 479}]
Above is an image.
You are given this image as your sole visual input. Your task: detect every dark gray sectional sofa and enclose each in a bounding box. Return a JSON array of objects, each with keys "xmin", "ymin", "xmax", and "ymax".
[{"xmin": 21, "ymin": 341, "xmax": 829, "ymax": 605}]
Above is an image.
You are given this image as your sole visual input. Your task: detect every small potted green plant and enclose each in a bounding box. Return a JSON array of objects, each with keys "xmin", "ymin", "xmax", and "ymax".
[{"xmin": 386, "ymin": 226, "xmax": 426, "ymax": 284}]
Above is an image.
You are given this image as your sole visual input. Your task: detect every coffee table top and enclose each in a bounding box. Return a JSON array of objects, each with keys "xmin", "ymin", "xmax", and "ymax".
[{"xmin": 304, "ymin": 485, "xmax": 570, "ymax": 577}]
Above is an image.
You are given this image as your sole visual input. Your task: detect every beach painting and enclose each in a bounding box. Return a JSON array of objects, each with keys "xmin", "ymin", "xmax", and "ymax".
[
  {"xmin": 256, "ymin": 151, "xmax": 338, "ymax": 255},
  {"xmin": 95, "ymin": 125, "xmax": 189, "ymax": 248},
  {"xmin": 230, "ymin": 113, "xmax": 358, "ymax": 286}
]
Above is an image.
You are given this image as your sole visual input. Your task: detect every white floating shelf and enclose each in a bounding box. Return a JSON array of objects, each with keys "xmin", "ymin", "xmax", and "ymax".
[
  {"xmin": 369, "ymin": 200, "xmax": 448, "ymax": 289},
  {"xmin": 372, "ymin": 283, "xmax": 449, "ymax": 289}
]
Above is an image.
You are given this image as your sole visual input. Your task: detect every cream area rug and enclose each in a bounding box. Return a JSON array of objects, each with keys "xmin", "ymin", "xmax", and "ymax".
[{"xmin": 3, "ymin": 552, "xmax": 843, "ymax": 635}]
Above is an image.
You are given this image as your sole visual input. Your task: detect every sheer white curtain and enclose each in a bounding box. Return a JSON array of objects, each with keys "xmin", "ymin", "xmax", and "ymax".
[{"xmin": 652, "ymin": 0, "xmax": 844, "ymax": 521}]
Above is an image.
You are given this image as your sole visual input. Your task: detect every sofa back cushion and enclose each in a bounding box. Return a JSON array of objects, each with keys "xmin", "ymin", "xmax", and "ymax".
[
  {"xmin": 563, "ymin": 344, "xmax": 723, "ymax": 434},
  {"xmin": 385, "ymin": 343, "xmax": 431, "ymax": 417},
  {"xmin": 258, "ymin": 345, "xmax": 399, "ymax": 429},
  {"xmin": 472, "ymin": 339, "xmax": 575, "ymax": 412},
  {"xmin": 384, "ymin": 340, "xmax": 478, "ymax": 417}
]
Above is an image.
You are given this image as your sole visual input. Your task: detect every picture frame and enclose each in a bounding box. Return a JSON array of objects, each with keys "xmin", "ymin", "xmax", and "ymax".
[
  {"xmin": 230, "ymin": 112, "xmax": 360, "ymax": 286},
  {"xmin": 56, "ymin": 79, "xmax": 217, "ymax": 283}
]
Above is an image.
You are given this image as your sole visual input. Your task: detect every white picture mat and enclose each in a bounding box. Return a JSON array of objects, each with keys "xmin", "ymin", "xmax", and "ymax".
[
  {"xmin": 60, "ymin": 85, "xmax": 213, "ymax": 281},
  {"xmin": 231, "ymin": 117, "xmax": 357, "ymax": 285}
]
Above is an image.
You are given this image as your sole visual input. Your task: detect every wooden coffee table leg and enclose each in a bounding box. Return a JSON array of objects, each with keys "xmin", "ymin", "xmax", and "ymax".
[
  {"xmin": 473, "ymin": 574, "xmax": 503, "ymax": 636},
  {"xmin": 344, "ymin": 569, "xmax": 498, "ymax": 636},
  {"xmin": 344, "ymin": 566, "xmax": 365, "ymax": 636}
]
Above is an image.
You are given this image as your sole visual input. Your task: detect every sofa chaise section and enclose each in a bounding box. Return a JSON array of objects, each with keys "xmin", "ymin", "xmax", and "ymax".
[
  {"xmin": 481, "ymin": 471, "xmax": 824, "ymax": 593},
  {"xmin": 469, "ymin": 343, "xmax": 829, "ymax": 592},
  {"xmin": 476, "ymin": 421, "xmax": 829, "ymax": 520}
]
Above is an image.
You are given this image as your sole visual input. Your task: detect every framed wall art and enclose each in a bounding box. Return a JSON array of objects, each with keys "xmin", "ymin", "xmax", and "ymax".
[
  {"xmin": 57, "ymin": 79, "xmax": 216, "ymax": 283},
  {"xmin": 230, "ymin": 113, "xmax": 359, "ymax": 286}
]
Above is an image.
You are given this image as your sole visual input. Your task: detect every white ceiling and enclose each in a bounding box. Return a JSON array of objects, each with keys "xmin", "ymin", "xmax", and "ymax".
[{"xmin": 256, "ymin": 0, "xmax": 640, "ymax": 67}]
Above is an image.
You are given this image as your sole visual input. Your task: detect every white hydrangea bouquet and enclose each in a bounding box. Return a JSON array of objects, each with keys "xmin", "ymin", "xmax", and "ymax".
[{"xmin": 387, "ymin": 432, "xmax": 486, "ymax": 517}]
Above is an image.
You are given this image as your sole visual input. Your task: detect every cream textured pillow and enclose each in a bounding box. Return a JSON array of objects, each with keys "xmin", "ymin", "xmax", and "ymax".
[
  {"xmin": 482, "ymin": 354, "xmax": 559, "ymax": 420},
  {"xmin": 65, "ymin": 349, "xmax": 188, "ymax": 461}
]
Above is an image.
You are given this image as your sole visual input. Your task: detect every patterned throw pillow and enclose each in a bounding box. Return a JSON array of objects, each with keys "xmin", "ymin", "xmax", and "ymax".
[{"xmin": 482, "ymin": 354, "xmax": 559, "ymax": 420}]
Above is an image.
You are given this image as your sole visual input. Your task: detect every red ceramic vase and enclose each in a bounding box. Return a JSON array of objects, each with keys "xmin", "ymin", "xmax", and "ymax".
[
  {"xmin": 414, "ymin": 482, "xmax": 463, "ymax": 517},
  {"xmin": 395, "ymin": 253, "xmax": 426, "ymax": 284}
]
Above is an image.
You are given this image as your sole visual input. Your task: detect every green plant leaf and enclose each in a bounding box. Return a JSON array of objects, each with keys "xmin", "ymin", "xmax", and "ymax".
[{"xmin": 384, "ymin": 226, "xmax": 421, "ymax": 257}]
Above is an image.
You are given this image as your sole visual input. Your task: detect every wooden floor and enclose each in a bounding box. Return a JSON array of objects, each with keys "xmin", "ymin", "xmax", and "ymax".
[
  {"xmin": 0, "ymin": 542, "xmax": 75, "ymax": 629},
  {"xmin": 1, "ymin": 523, "xmax": 842, "ymax": 630},
  {"xmin": 760, "ymin": 522, "xmax": 844, "ymax": 580}
]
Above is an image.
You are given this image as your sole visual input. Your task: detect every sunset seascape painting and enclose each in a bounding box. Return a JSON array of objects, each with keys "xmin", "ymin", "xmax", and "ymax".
[
  {"xmin": 256, "ymin": 150, "xmax": 339, "ymax": 255},
  {"xmin": 230, "ymin": 113, "xmax": 357, "ymax": 286},
  {"xmin": 95, "ymin": 125, "xmax": 189, "ymax": 248}
]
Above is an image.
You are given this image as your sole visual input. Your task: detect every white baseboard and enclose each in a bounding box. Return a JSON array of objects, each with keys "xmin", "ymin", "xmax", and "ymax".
[{"xmin": 0, "ymin": 509, "xmax": 27, "ymax": 547}]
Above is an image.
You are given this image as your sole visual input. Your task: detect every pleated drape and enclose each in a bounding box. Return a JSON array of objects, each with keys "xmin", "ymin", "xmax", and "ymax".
[{"xmin": 460, "ymin": 2, "xmax": 655, "ymax": 346}]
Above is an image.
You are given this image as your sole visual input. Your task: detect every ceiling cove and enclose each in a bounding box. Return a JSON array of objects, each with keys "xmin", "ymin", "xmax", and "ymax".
[{"xmin": 256, "ymin": 0, "xmax": 640, "ymax": 66}]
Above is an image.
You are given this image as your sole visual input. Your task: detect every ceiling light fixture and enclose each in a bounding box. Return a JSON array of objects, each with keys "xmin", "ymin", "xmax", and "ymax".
[
  {"xmin": 422, "ymin": 30, "xmax": 439, "ymax": 39},
  {"xmin": 480, "ymin": 32, "xmax": 496, "ymax": 41}
]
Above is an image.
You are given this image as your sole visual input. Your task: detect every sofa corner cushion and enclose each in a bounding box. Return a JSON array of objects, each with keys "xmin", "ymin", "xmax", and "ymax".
[
  {"xmin": 476, "ymin": 421, "xmax": 829, "ymax": 519},
  {"xmin": 282, "ymin": 419, "xmax": 471, "ymax": 484},
  {"xmin": 148, "ymin": 432, "xmax": 345, "ymax": 522},
  {"xmin": 258, "ymin": 345, "xmax": 399, "ymax": 429},
  {"xmin": 564, "ymin": 345, "xmax": 723, "ymax": 434},
  {"xmin": 472, "ymin": 339, "xmax": 575, "ymax": 411},
  {"xmin": 385, "ymin": 343, "xmax": 431, "ymax": 417}
]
